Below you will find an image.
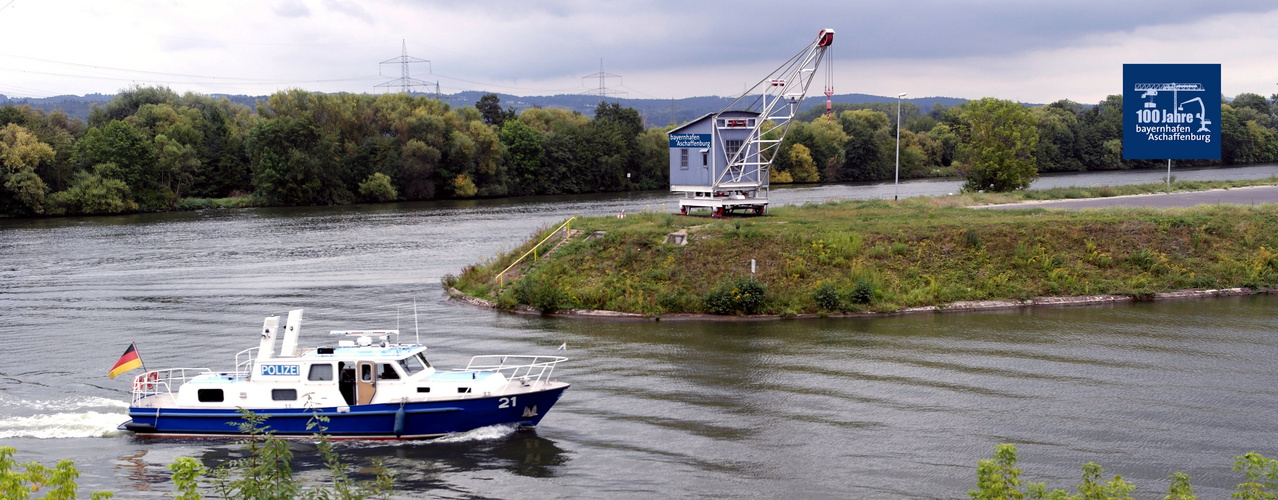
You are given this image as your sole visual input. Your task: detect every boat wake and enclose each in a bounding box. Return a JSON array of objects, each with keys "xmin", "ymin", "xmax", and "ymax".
[
  {"xmin": 433, "ymin": 424, "xmax": 519, "ymax": 443},
  {"xmin": 0, "ymin": 396, "xmax": 130, "ymax": 439}
]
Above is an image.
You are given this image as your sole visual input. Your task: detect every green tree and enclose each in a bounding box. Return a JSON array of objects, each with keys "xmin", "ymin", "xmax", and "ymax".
[
  {"xmin": 73, "ymin": 120, "xmax": 163, "ymax": 209},
  {"xmin": 1221, "ymin": 105, "xmax": 1249, "ymax": 165},
  {"xmin": 88, "ymin": 85, "xmax": 181, "ymax": 127},
  {"xmin": 500, "ymin": 119, "xmax": 546, "ymax": 195},
  {"xmin": 1076, "ymin": 95, "xmax": 1125, "ymax": 170},
  {"xmin": 835, "ymin": 109, "xmax": 889, "ymax": 181},
  {"xmin": 399, "ymin": 138, "xmax": 438, "ymax": 199},
  {"xmin": 154, "ymin": 133, "xmax": 200, "ymax": 207},
  {"xmin": 453, "ymin": 173, "xmax": 478, "ymax": 197},
  {"xmin": 785, "ymin": 142, "xmax": 820, "ymax": 182},
  {"xmin": 1231, "ymin": 93, "xmax": 1272, "ymax": 117},
  {"xmin": 476, "ymin": 93, "xmax": 516, "ymax": 128},
  {"xmin": 246, "ymin": 116, "xmax": 347, "ymax": 205},
  {"xmin": 518, "ymin": 107, "xmax": 589, "ymax": 134},
  {"xmin": 956, "ymin": 98, "xmax": 1039, "ymax": 192},
  {"xmin": 632, "ymin": 128, "xmax": 670, "ymax": 190},
  {"xmin": 1033, "ymin": 104, "xmax": 1084, "ymax": 172},
  {"xmin": 926, "ymin": 122, "xmax": 959, "ymax": 167},
  {"xmin": 0, "ymin": 105, "xmax": 85, "ymax": 192},
  {"xmin": 0, "ymin": 123, "xmax": 54, "ymax": 215}
]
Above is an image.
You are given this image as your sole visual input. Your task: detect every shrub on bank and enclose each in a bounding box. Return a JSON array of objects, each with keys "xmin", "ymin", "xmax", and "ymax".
[{"xmin": 704, "ymin": 276, "xmax": 767, "ymax": 315}]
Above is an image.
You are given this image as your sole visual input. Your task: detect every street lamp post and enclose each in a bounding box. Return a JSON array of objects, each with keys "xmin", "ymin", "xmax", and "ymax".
[{"xmin": 895, "ymin": 92, "xmax": 906, "ymax": 201}]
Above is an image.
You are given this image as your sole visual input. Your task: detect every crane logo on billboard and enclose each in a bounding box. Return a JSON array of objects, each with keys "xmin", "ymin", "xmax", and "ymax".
[{"xmin": 1123, "ymin": 64, "xmax": 1220, "ymax": 159}]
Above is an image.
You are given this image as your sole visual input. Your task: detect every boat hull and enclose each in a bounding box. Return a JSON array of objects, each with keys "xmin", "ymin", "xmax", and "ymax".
[{"xmin": 121, "ymin": 384, "xmax": 569, "ymax": 440}]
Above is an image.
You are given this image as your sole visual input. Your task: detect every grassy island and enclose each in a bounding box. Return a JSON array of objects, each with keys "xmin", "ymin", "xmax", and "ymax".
[{"xmin": 451, "ymin": 182, "xmax": 1278, "ymax": 317}]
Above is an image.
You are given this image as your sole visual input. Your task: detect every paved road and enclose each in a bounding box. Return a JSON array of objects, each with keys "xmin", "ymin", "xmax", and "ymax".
[{"xmin": 982, "ymin": 185, "xmax": 1278, "ymax": 210}]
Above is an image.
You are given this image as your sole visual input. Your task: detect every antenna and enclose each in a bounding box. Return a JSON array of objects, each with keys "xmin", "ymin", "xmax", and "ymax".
[
  {"xmin": 581, "ymin": 59, "xmax": 625, "ymax": 100},
  {"xmin": 413, "ymin": 298, "xmax": 420, "ymax": 344},
  {"xmin": 376, "ymin": 39, "xmax": 434, "ymax": 95}
]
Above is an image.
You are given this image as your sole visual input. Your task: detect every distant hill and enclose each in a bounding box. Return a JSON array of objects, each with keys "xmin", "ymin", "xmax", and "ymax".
[{"xmin": 2, "ymin": 90, "xmax": 968, "ymax": 127}]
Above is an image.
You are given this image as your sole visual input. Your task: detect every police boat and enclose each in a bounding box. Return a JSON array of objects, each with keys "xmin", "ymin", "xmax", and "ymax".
[{"xmin": 118, "ymin": 309, "xmax": 569, "ymax": 439}]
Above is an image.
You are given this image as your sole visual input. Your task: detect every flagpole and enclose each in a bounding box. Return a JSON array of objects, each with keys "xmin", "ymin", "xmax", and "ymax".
[{"xmin": 134, "ymin": 342, "xmax": 147, "ymax": 373}]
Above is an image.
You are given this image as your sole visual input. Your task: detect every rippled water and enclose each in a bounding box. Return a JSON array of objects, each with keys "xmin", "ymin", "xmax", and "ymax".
[{"xmin": 2, "ymin": 168, "xmax": 1277, "ymax": 498}]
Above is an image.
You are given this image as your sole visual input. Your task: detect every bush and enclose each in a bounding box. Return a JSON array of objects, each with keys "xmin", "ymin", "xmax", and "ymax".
[
  {"xmin": 45, "ymin": 165, "xmax": 138, "ymax": 215},
  {"xmin": 813, "ymin": 281, "xmax": 842, "ymax": 311},
  {"xmin": 850, "ymin": 278, "xmax": 876, "ymax": 304},
  {"xmin": 358, "ymin": 172, "xmax": 398, "ymax": 202},
  {"xmin": 704, "ymin": 276, "xmax": 767, "ymax": 315},
  {"xmin": 441, "ymin": 274, "xmax": 459, "ymax": 289},
  {"xmin": 513, "ymin": 275, "xmax": 571, "ymax": 314}
]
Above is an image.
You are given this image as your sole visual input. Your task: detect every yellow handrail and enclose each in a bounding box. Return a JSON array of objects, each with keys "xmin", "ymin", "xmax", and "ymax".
[{"xmin": 497, "ymin": 217, "xmax": 575, "ymax": 288}]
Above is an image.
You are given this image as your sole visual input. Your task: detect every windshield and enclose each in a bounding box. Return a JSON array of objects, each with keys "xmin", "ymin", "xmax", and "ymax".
[{"xmin": 400, "ymin": 353, "xmax": 429, "ymax": 375}]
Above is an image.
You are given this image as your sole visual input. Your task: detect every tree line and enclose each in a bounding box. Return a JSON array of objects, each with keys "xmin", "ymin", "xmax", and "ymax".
[
  {"xmin": 781, "ymin": 91, "xmax": 1278, "ymax": 192},
  {"xmin": 2, "ymin": 85, "xmax": 1276, "ymax": 217}
]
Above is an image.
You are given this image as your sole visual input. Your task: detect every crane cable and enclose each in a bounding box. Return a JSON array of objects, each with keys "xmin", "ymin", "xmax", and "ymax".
[{"xmin": 824, "ymin": 45, "xmax": 835, "ymax": 122}]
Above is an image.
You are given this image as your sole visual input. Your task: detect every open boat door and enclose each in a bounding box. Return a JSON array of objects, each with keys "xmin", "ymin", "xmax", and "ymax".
[{"xmin": 356, "ymin": 361, "xmax": 377, "ymax": 405}]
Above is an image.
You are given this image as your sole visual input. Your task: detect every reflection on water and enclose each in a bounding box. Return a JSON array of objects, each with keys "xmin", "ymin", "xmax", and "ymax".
[{"xmin": 2, "ymin": 168, "xmax": 1277, "ymax": 498}]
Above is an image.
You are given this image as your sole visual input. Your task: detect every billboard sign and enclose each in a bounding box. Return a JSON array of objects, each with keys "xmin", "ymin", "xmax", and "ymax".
[{"xmin": 1123, "ymin": 64, "xmax": 1221, "ymax": 159}]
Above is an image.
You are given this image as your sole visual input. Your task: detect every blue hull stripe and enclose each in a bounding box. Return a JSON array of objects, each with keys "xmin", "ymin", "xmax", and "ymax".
[
  {"xmin": 131, "ymin": 407, "xmax": 463, "ymax": 418},
  {"xmin": 121, "ymin": 386, "xmax": 568, "ymax": 439}
]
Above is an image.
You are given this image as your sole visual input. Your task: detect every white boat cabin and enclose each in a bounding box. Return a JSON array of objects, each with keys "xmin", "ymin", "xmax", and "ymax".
[{"xmin": 133, "ymin": 310, "xmax": 514, "ymax": 410}]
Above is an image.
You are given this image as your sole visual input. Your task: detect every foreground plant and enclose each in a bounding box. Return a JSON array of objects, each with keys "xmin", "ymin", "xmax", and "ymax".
[
  {"xmin": 0, "ymin": 446, "xmax": 112, "ymax": 499},
  {"xmin": 3, "ymin": 408, "xmax": 393, "ymax": 499},
  {"xmin": 970, "ymin": 444, "xmax": 1278, "ymax": 500},
  {"xmin": 174, "ymin": 409, "xmax": 394, "ymax": 500}
]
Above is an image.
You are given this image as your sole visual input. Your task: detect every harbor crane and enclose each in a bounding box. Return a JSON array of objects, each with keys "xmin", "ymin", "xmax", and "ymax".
[{"xmin": 669, "ymin": 29, "xmax": 833, "ymax": 217}]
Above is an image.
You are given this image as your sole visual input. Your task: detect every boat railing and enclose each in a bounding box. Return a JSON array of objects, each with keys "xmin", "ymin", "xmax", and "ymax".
[
  {"xmin": 234, "ymin": 347, "xmax": 258, "ymax": 377},
  {"xmin": 130, "ymin": 368, "xmax": 212, "ymax": 405},
  {"xmin": 462, "ymin": 355, "xmax": 567, "ymax": 393}
]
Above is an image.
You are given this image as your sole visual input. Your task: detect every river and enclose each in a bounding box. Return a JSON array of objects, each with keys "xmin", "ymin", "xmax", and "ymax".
[{"xmin": 2, "ymin": 164, "xmax": 1277, "ymax": 498}]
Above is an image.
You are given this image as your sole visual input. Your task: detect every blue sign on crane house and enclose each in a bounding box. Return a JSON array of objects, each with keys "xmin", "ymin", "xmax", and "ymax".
[{"xmin": 1122, "ymin": 63, "xmax": 1221, "ymax": 160}]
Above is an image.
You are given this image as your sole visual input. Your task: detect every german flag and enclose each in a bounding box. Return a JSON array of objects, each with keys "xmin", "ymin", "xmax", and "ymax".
[{"xmin": 108, "ymin": 343, "xmax": 144, "ymax": 379}]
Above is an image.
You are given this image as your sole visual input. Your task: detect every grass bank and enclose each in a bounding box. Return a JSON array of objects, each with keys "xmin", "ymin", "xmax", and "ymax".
[{"xmin": 451, "ymin": 195, "xmax": 1278, "ymax": 317}]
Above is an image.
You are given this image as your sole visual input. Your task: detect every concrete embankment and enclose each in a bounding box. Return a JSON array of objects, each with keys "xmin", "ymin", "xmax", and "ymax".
[{"xmin": 449, "ymin": 287, "xmax": 1266, "ymax": 321}]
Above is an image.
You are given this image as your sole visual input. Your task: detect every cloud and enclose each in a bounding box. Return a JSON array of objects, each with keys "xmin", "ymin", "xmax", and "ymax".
[
  {"xmin": 834, "ymin": 8, "xmax": 1278, "ymax": 104},
  {"xmin": 323, "ymin": 0, "xmax": 373, "ymax": 24},
  {"xmin": 0, "ymin": 0, "xmax": 1275, "ymax": 103},
  {"xmin": 273, "ymin": 0, "xmax": 311, "ymax": 18}
]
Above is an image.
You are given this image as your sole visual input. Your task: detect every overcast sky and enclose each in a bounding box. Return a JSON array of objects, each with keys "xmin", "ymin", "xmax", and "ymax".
[{"xmin": 1, "ymin": 0, "xmax": 1276, "ymax": 104}]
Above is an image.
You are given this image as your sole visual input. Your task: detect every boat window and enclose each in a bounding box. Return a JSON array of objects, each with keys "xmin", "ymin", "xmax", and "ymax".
[
  {"xmin": 197, "ymin": 389, "xmax": 224, "ymax": 403},
  {"xmin": 271, "ymin": 388, "xmax": 298, "ymax": 401},
  {"xmin": 417, "ymin": 353, "xmax": 432, "ymax": 368},
  {"xmin": 360, "ymin": 363, "xmax": 373, "ymax": 383},
  {"xmin": 378, "ymin": 363, "xmax": 400, "ymax": 380},
  {"xmin": 308, "ymin": 364, "xmax": 334, "ymax": 381},
  {"xmin": 400, "ymin": 354, "xmax": 428, "ymax": 375}
]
